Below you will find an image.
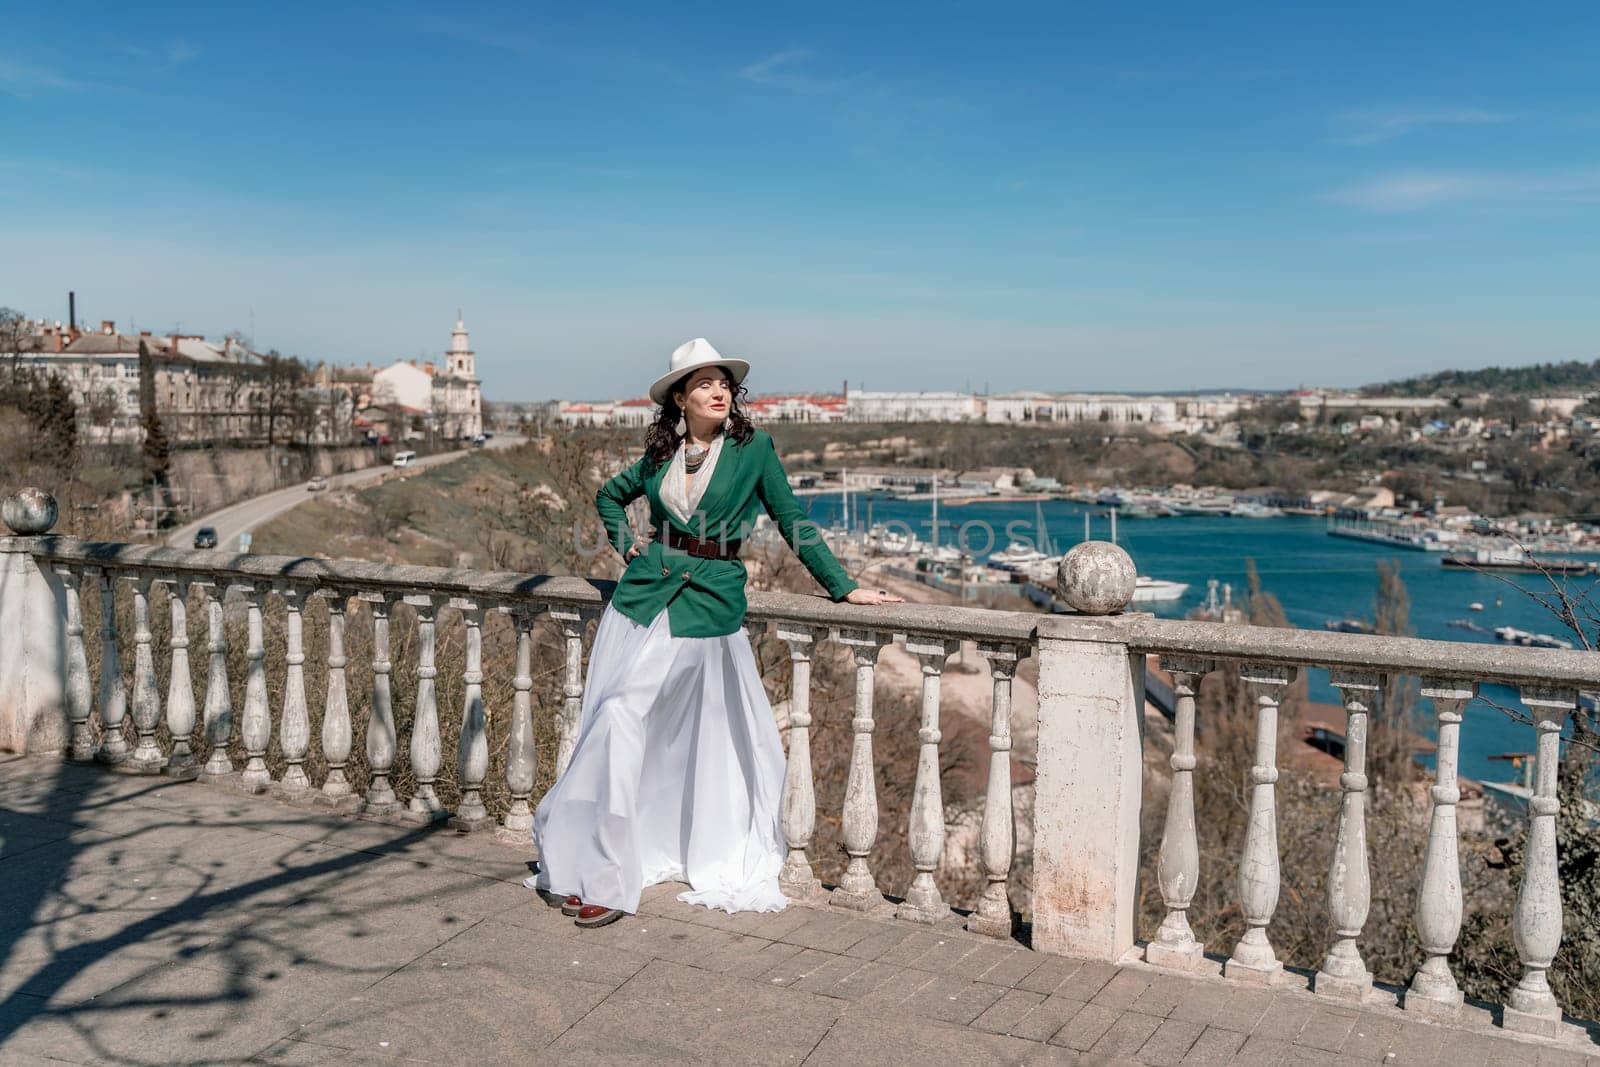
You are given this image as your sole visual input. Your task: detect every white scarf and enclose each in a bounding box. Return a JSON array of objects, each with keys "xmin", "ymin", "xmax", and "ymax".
[{"xmin": 659, "ymin": 433, "xmax": 725, "ymax": 528}]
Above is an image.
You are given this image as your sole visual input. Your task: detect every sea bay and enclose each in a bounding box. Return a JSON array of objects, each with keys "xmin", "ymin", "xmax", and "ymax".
[{"xmin": 803, "ymin": 491, "xmax": 1595, "ymax": 786}]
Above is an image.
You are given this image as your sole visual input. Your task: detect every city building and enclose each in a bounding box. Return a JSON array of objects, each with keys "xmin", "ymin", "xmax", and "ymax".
[{"xmin": 369, "ymin": 314, "xmax": 484, "ymax": 441}]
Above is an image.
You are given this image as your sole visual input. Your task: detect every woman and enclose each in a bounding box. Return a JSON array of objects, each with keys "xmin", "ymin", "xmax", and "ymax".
[{"xmin": 530, "ymin": 338, "xmax": 903, "ymax": 929}]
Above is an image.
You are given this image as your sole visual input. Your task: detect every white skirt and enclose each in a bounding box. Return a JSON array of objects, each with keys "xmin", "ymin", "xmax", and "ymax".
[{"xmin": 528, "ymin": 602, "xmax": 789, "ymax": 915}]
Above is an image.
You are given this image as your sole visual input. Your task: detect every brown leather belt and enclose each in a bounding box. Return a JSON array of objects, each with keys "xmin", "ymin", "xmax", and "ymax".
[{"xmin": 665, "ymin": 527, "xmax": 743, "ymax": 560}]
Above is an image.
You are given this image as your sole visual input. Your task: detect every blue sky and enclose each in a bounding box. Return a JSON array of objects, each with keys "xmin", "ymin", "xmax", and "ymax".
[{"xmin": 3, "ymin": 2, "xmax": 1598, "ymax": 400}]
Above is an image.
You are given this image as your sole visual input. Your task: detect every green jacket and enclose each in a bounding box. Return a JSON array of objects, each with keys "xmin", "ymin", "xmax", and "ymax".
[{"xmin": 596, "ymin": 428, "xmax": 858, "ymax": 637}]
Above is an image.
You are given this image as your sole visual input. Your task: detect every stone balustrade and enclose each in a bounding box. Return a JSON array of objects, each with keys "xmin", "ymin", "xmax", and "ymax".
[{"xmin": 3, "ymin": 489, "xmax": 1600, "ymax": 1042}]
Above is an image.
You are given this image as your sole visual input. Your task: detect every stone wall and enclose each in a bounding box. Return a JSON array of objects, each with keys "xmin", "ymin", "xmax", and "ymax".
[{"xmin": 165, "ymin": 445, "xmax": 385, "ymax": 515}]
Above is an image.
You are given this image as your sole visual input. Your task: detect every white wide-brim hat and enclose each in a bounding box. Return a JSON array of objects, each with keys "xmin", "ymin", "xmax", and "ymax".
[{"xmin": 648, "ymin": 337, "xmax": 750, "ymax": 406}]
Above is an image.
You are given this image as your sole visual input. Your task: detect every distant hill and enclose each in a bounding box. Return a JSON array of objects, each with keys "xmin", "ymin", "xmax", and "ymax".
[{"xmin": 1364, "ymin": 359, "xmax": 1600, "ymax": 398}]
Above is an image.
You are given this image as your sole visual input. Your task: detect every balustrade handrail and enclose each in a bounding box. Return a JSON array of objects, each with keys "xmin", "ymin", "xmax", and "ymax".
[
  {"xmin": 17, "ymin": 535, "xmax": 1600, "ymax": 688},
  {"xmin": 1120, "ymin": 614, "xmax": 1600, "ymax": 690}
]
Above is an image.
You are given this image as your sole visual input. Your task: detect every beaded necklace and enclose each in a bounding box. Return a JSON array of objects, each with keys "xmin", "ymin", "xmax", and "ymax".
[{"xmin": 683, "ymin": 431, "xmax": 718, "ymax": 474}]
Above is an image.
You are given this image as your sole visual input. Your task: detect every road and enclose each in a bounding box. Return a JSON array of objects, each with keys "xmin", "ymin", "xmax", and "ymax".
[{"xmin": 166, "ymin": 438, "xmax": 521, "ymax": 550}]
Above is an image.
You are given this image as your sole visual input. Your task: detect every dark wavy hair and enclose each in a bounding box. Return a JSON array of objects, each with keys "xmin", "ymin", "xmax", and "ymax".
[{"xmin": 642, "ymin": 367, "xmax": 755, "ymax": 467}]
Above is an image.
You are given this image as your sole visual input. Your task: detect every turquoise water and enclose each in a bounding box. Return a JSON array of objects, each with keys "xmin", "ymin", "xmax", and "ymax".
[{"xmin": 803, "ymin": 492, "xmax": 1595, "ymax": 785}]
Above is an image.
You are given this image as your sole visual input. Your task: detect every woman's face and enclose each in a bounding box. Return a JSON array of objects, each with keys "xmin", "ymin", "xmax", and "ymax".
[{"xmin": 675, "ymin": 368, "xmax": 732, "ymax": 427}]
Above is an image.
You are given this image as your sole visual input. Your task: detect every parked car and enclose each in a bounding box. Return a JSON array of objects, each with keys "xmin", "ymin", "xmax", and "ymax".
[
  {"xmin": 392, "ymin": 450, "xmax": 417, "ymax": 468},
  {"xmin": 193, "ymin": 526, "xmax": 218, "ymax": 549},
  {"xmin": 306, "ymin": 476, "xmax": 329, "ymax": 491},
  {"xmin": 471, "ymin": 434, "xmax": 487, "ymax": 447}
]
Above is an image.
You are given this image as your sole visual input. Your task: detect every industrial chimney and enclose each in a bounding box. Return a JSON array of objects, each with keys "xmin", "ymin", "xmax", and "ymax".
[{"xmin": 68, "ymin": 291, "xmax": 75, "ymax": 332}]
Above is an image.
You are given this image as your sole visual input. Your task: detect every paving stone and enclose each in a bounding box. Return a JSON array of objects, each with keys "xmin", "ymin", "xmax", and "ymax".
[
  {"xmin": 716, "ymin": 937, "xmax": 805, "ymax": 980},
  {"xmin": 1338, "ymin": 1011, "xmax": 1403, "ymax": 1061},
  {"xmin": 1132, "ymin": 973, "xmax": 1204, "ymax": 1019},
  {"xmin": 741, "ymin": 905, "xmax": 817, "ymax": 942},
  {"xmin": 252, "ymin": 1036, "xmax": 438, "ymax": 1064},
  {"xmin": 952, "ymin": 942, "xmax": 1029, "ymax": 985},
  {"xmin": 1054, "ymin": 960, "xmax": 1119, "ymax": 1002},
  {"xmin": 1296, "ymin": 1004, "xmax": 1359, "ymax": 1052},
  {"xmin": 1050, "ymin": 1001, "xmax": 1123, "ymax": 1050},
  {"xmin": 1179, "ymin": 1025, "xmax": 1248, "ymax": 1065},
  {"xmin": 1533, "ymin": 1045, "xmax": 1600, "ymax": 1067},
  {"xmin": 841, "ymin": 921, "xmax": 919, "ymax": 962},
  {"xmin": 8, "ymin": 962, "xmax": 358, "ymax": 1065},
  {"xmin": 760, "ymin": 947, "xmax": 839, "ymax": 988},
  {"xmin": 1252, "ymin": 995, "xmax": 1315, "ymax": 1042},
  {"xmin": 1016, "ymin": 953, "xmax": 1086, "ymax": 995},
  {"xmin": 811, "ymin": 1009, "xmax": 1081, "ymax": 1066},
  {"xmin": 545, "ymin": 959, "xmax": 841, "ymax": 1065},
  {"xmin": 823, "ymin": 959, "xmax": 908, "ymax": 1002},
  {"xmin": 1008, "ymin": 994, "xmax": 1089, "ymax": 1042},
  {"xmin": 1379, "ymin": 1020, "xmax": 1448, "ymax": 1066},
  {"xmin": 1135, "ymin": 1017, "xmax": 1208, "ymax": 1066},
  {"xmin": 1233, "ymin": 1035, "xmax": 1299, "ymax": 1066},
  {"xmin": 1092, "ymin": 967, "xmax": 1156, "ymax": 1010},
  {"xmin": 1168, "ymin": 984, "xmax": 1274, "ymax": 1032},
  {"xmin": 791, "ymin": 950, "xmax": 870, "ymax": 995},
  {"xmin": 854, "ymin": 966, "xmax": 941, "ymax": 1011},
  {"xmin": 898, "ymin": 974, "xmax": 1008, "ymax": 1026},
  {"xmin": 970, "ymin": 946, "xmax": 1047, "ymax": 989},
  {"xmin": 875, "ymin": 928, "xmax": 953, "ymax": 968},
  {"xmin": 1087, "ymin": 1009, "xmax": 1165, "ymax": 1058},
  {"xmin": 781, "ymin": 911, "xmax": 875, "ymax": 953},
  {"xmin": 907, "ymin": 933, "xmax": 992, "ymax": 977},
  {"xmin": 970, "ymin": 988, "xmax": 1047, "ymax": 1035}
]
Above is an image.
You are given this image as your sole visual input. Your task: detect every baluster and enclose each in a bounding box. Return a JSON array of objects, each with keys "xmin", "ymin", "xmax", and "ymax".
[
  {"xmin": 125, "ymin": 574, "xmax": 165, "ymax": 772},
  {"xmin": 405, "ymin": 594, "xmax": 445, "ymax": 823},
  {"xmin": 363, "ymin": 593, "xmax": 402, "ymax": 813},
  {"xmin": 94, "ymin": 568, "xmax": 129, "ymax": 765},
  {"xmin": 198, "ymin": 581, "xmax": 234, "ymax": 777},
  {"xmin": 451, "ymin": 602, "xmax": 493, "ymax": 830},
  {"xmin": 56, "ymin": 565, "xmax": 95, "ymax": 761},
  {"xmin": 830, "ymin": 628, "xmax": 890, "ymax": 911},
  {"xmin": 318, "ymin": 592, "xmax": 354, "ymax": 804},
  {"xmin": 500, "ymin": 607, "xmax": 537, "ymax": 838},
  {"xmin": 1406, "ymin": 679, "xmax": 1477, "ymax": 1018},
  {"xmin": 899, "ymin": 635, "xmax": 960, "ymax": 922},
  {"xmin": 775, "ymin": 623, "xmax": 823, "ymax": 900},
  {"xmin": 1502, "ymin": 685, "xmax": 1574, "ymax": 1036},
  {"xmin": 967, "ymin": 641, "xmax": 1024, "ymax": 937},
  {"xmin": 238, "ymin": 584, "xmax": 272, "ymax": 789},
  {"xmin": 162, "ymin": 576, "xmax": 198, "ymax": 776},
  {"xmin": 1225, "ymin": 663, "xmax": 1296, "ymax": 983},
  {"xmin": 1146, "ymin": 656, "xmax": 1214, "ymax": 967},
  {"xmin": 1316, "ymin": 671, "xmax": 1379, "ymax": 1000},
  {"xmin": 549, "ymin": 606, "xmax": 589, "ymax": 779},
  {"xmin": 277, "ymin": 584, "xmax": 310, "ymax": 792}
]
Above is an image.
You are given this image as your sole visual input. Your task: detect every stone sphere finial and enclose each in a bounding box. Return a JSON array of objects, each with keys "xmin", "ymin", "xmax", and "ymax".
[
  {"xmin": 1057, "ymin": 541, "xmax": 1137, "ymax": 615},
  {"xmin": 2, "ymin": 488, "xmax": 58, "ymax": 536}
]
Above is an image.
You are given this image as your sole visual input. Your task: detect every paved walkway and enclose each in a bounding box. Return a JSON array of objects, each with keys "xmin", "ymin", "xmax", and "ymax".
[{"xmin": 1, "ymin": 754, "xmax": 1595, "ymax": 1065}]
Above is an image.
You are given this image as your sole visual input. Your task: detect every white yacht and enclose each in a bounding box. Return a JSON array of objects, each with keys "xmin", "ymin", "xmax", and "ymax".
[{"xmin": 1130, "ymin": 576, "xmax": 1189, "ymax": 603}]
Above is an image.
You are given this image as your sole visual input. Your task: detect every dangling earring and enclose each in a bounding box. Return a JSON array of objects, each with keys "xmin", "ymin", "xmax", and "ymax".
[{"xmin": 674, "ymin": 414, "xmax": 686, "ymax": 436}]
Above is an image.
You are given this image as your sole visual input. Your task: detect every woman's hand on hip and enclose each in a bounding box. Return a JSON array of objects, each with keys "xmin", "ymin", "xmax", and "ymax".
[{"xmin": 844, "ymin": 586, "xmax": 904, "ymax": 606}]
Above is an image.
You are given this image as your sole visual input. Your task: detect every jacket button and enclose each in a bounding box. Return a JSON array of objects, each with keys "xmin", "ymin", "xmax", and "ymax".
[
  {"xmin": 661, "ymin": 566, "xmax": 670, "ymax": 576},
  {"xmin": 681, "ymin": 570, "xmax": 691, "ymax": 580}
]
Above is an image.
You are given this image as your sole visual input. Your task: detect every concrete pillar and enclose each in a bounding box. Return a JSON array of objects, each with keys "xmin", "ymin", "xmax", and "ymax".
[
  {"xmin": 0, "ymin": 489, "xmax": 69, "ymax": 756},
  {"xmin": 1031, "ymin": 541, "xmax": 1143, "ymax": 961}
]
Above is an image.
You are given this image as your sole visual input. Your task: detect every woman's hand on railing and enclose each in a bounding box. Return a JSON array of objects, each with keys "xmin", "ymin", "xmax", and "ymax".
[{"xmin": 844, "ymin": 586, "xmax": 904, "ymax": 606}]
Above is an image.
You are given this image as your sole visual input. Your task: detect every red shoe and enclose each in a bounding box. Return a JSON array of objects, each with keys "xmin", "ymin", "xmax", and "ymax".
[
  {"xmin": 574, "ymin": 904, "xmax": 624, "ymax": 928},
  {"xmin": 560, "ymin": 895, "xmax": 583, "ymax": 917}
]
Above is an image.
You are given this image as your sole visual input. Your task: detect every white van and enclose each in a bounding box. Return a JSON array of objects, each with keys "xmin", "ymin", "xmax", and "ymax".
[{"xmin": 392, "ymin": 450, "xmax": 417, "ymax": 469}]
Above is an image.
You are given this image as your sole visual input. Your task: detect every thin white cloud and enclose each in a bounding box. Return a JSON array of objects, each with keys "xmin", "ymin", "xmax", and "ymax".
[
  {"xmin": 1333, "ymin": 107, "xmax": 1517, "ymax": 145},
  {"xmin": 1331, "ymin": 168, "xmax": 1600, "ymax": 211},
  {"xmin": 0, "ymin": 56, "xmax": 84, "ymax": 96},
  {"xmin": 739, "ymin": 48, "xmax": 851, "ymax": 94}
]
